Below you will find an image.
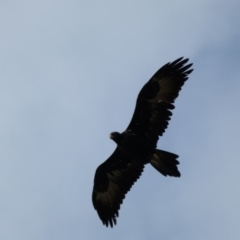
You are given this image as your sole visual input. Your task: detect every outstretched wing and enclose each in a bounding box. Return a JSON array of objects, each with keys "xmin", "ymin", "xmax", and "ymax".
[
  {"xmin": 127, "ymin": 57, "xmax": 193, "ymax": 142},
  {"xmin": 92, "ymin": 148, "xmax": 144, "ymax": 227}
]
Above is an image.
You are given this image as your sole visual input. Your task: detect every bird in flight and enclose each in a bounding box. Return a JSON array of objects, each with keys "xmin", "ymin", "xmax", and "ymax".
[{"xmin": 92, "ymin": 57, "xmax": 193, "ymax": 227}]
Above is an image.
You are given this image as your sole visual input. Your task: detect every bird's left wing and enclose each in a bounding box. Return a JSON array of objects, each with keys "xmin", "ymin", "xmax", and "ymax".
[
  {"xmin": 126, "ymin": 57, "xmax": 193, "ymax": 142},
  {"xmin": 92, "ymin": 147, "xmax": 144, "ymax": 227}
]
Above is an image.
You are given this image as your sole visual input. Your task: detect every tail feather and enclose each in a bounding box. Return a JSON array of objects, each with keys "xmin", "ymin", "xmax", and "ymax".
[{"xmin": 150, "ymin": 149, "xmax": 180, "ymax": 177}]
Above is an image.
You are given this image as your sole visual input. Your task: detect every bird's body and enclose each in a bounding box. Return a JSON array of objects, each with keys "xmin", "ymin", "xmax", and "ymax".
[
  {"xmin": 111, "ymin": 131, "xmax": 154, "ymax": 159},
  {"xmin": 92, "ymin": 57, "xmax": 193, "ymax": 227}
]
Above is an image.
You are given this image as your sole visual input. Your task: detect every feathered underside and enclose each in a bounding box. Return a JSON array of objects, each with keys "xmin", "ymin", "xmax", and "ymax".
[{"xmin": 92, "ymin": 57, "xmax": 193, "ymax": 227}]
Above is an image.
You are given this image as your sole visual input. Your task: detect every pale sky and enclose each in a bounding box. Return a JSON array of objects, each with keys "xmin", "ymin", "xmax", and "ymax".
[{"xmin": 0, "ymin": 1, "xmax": 240, "ymax": 239}]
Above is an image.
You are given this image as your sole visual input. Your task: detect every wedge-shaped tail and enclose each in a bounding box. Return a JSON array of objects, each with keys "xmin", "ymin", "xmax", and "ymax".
[{"xmin": 150, "ymin": 149, "xmax": 180, "ymax": 177}]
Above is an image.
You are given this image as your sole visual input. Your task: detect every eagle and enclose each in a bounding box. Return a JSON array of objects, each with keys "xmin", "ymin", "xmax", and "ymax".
[{"xmin": 92, "ymin": 57, "xmax": 193, "ymax": 227}]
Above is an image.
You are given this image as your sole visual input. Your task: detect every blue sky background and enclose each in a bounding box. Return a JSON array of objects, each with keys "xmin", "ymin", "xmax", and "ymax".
[{"xmin": 1, "ymin": 1, "xmax": 240, "ymax": 239}]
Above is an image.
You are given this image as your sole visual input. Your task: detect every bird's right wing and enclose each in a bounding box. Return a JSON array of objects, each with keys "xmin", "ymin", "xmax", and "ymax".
[{"xmin": 92, "ymin": 148, "xmax": 144, "ymax": 227}]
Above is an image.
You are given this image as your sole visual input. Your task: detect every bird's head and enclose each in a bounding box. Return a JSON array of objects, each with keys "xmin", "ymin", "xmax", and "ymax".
[{"xmin": 109, "ymin": 132, "xmax": 121, "ymax": 144}]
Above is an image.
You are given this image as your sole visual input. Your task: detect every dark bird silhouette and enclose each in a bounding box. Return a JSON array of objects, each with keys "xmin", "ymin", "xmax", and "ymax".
[{"xmin": 92, "ymin": 57, "xmax": 193, "ymax": 227}]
